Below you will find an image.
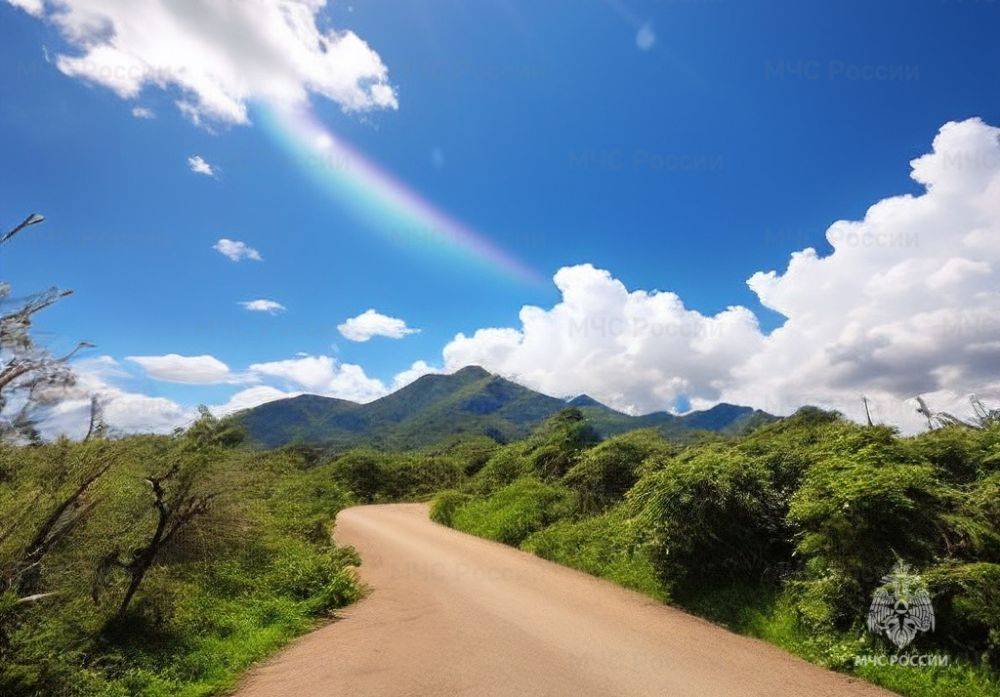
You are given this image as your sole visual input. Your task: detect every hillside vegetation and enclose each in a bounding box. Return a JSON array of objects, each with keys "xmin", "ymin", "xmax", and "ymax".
[
  {"xmin": 0, "ymin": 414, "xmax": 366, "ymax": 696},
  {"xmin": 236, "ymin": 365, "xmax": 773, "ymax": 449},
  {"xmin": 433, "ymin": 408, "xmax": 1000, "ymax": 697},
  {"xmin": 0, "ymin": 413, "xmax": 503, "ymax": 696}
]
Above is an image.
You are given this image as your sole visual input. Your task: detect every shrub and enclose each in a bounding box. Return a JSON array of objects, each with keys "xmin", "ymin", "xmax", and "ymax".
[
  {"xmin": 924, "ymin": 562, "xmax": 1000, "ymax": 664},
  {"xmin": 788, "ymin": 444, "xmax": 946, "ymax": 630},
  {"xmin": 525, "ymin": 409, "xmax": 599, "ymax": 479},
  {"xmin": 329, "ymin": 449, "xmax": 383, "ymax": 503},
  {"xmin": 451, "ymin": 477, "xmax": 574, "ymax": 546},
  {"xmin": 562, "ymin": 430, "xmax": 668, "ymax": 513},
  {"xmin": 429, "ymin": 490, "xmax": 471, "ymax": 527},
  {"xmin": 465, "ymin": 445, "xmax": 529, "ymax": 496},
  {"xmin": 629, "ymin": 444, "xmax": 791, "ymax": 595},
  {"xmin": 523, "ymin": 507, "xmax": 665, "ymax": 600}
]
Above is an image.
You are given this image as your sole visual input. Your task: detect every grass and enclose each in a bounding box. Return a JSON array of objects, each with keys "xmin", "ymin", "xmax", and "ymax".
[{"xmin": 450, "ymin": 477, "xmax": 574, "ymax": 546}]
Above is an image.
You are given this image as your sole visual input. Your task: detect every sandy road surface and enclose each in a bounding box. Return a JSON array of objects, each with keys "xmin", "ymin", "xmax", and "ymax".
[{"xmin": 235, "ymin": 503, "xmax": 893, "ymax": 697}]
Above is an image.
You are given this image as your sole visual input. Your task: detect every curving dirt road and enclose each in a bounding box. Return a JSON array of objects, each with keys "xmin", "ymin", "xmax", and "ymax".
[{"xmin": 235, "ymin": 503, "xmax": 893, "ymax": 697}]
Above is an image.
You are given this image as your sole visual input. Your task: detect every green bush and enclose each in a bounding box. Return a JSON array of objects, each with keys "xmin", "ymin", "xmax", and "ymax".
[
  {"xmin": 562, "ymin": 430, "xmax": 668, "ymax": 513},
  {"xmin": 788, "ymin": 446, "xmax": 946, "ymax": 629},
  {"xmin": 924, "ymin": 562, "xmax": 1000, "ymax": 665},
  {"xmin": 523, "ymin": 507, "xmax": 665, "ymax": 600},
  {"xmin": 329, "ymin": 449, "xmax": 464, "ymax": 503},
  {"xmin": 429, "ymin": 490, "xmax": 471, "ymax": 527},
  {"xmin": 464, "ymin": 445, "xmax": 529, "ymax": 496},
  {"xmin": 525, "ymin": 409, "xmax": 599, "ymax": 479},
  {"xmin": 451, "ymin": 477, "xmax": 574, "ymax": 546},
  {"xmin": 629, "ymin": 444, "xmax": 791, "ymax": 594}
]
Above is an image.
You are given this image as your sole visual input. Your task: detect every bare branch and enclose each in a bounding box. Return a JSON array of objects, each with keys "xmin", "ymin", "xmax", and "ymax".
[{"xmin": 0, "ymin": 213, "xmax": 44, "ymax": 247}]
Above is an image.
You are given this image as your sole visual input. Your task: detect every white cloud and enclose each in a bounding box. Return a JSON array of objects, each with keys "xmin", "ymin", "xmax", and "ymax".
[
  {"xmin": 636, "ymin": 23, "xmax": 656, "ymax": 51},
  {"xmin": 240, "ymin": 299, "xmax": 286, "ymax": 314},
  {"xmin": 211, "ymin": 385, "xmax": 293, "ymax": 416},
  {"xmin": 188, "ymin": 155, "xmax": 216, "ymax": 177},
  {"xmin": 131, "ymin": 106, "xmax": 155, "ymax": 119},
  {"xmin": 7, "ymin": 0, "xmax": 43, "ymax": 17},
  {"xmin": 443, "ymin": 264, "xmax": 763, "ymax": 416},
  {"xmin": 723, "ymin": 117, "xmax": 1000, "ymax": 430},
  {"xmin": 41, "ymin": 356, "xmax": 197, "ymax": 438},
  {"xmin": 249, "ymin": 354, "xmax": 386, "ymax": 402},
  {"xmin": 19, "ymin": 0, "xmax": 397, "ymax": 126},
  {"xmin": 127, "ymin": 353, "xmax": 234, "ymax": 384},
  {"xmin": 338, "ymin": 309, "xmax": 419, "ymax": 342},
  {"xmin": 443, "ymin": 118, "xmax": 1000, "ymax": 431},
  {"xmin": 214, "ymin": 238, "xmax": 262, "ymax": 262},
  {"xmin": 392, "ymin": 360, "xmax": 442, "ymax": 390}
]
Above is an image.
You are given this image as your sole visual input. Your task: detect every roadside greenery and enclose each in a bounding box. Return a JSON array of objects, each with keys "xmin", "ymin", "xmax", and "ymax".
[
  {"xmin": 0, "ymin": 417, "xmax": 362, "ymax": 697},
  {"xmin": 435, "ymin": 407, "xmax": 1000, "ymax": 697}
]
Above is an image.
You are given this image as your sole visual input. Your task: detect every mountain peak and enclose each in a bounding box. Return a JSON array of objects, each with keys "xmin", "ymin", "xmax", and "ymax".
[
  {"xmin": 567, "ymin": 394, "xmax": 603, "ymax": 408},
  {"xmin": 452, "ymin": 365, "xmax": 491, "ymax": 379}
]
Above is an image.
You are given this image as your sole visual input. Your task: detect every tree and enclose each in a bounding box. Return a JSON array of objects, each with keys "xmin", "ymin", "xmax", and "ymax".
[
  {"xmin": 0, "ymin": 213, "xmax": 90, "ymax": 442},
  {"xmin": 91, "ymin": 412, "xmax": 237, "ymax": 620},
  {"xmin": 93, "ymin": 461, "xmax": 215, "ymax": 620}
]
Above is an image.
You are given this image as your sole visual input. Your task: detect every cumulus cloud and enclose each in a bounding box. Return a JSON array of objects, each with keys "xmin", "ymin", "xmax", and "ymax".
[
  {"xmin": 392, "ymin": 360, "xmax": 442, "ymax": 390},
  {"xmin": 131, "ymin": 106, "xmax": 154, "ymax": 119},
  {"xmin": 212, "ymin": 385, "xmax": 293, "ymax": 415},
  {"xmin": 127, "ymin": 353, "xmax": 235, "ymax": 384},
  {"xmin": 214, "ymin": 238, "xmax": 262, "ymax": 262},
  {"xmin": 249, "ymin": 354, "xmax": 387, "ymax": 402},
  {"xmin": 240, "ymin": 299, "xmax": 286, "ymax": 314},
  {"xmin": 6, "ymin": 0, "xmax": 43, "ymax": 16},
  {"xmin": 443, "ymin": 264, "xmax": 763, "ymax": 415},
  {"xmin": 443, "ymin": 118, "xmax": 1000, "ymax": 431},
  {"xmin": 13, "ymin": 0, "xmax": 397, "ymax": 126},
  {"xmin": 187, "ymin": 155, "xmax": 216, "ymax": 177},
  {"xmin": 41, "ymin": 357, "xmax": 197, "ymax": 438},
  {"xmin": 338, "ymin": 309, "xmax": 419, "ymax": 342},
  {"xmin": 724, "ymin": 117, "xmax": 1000, "ymax": 429}
]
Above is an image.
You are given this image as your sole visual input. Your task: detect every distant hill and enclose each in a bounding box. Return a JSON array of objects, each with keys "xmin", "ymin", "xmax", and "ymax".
[{"xmin": 236, "ymin": 366, "xmax": 776, "ymax": 449}]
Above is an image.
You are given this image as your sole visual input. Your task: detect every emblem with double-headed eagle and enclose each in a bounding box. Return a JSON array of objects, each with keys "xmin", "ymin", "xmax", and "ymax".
[{"xmin": 867, "ymin": 561, "xmax": 935, "ymax": 649}]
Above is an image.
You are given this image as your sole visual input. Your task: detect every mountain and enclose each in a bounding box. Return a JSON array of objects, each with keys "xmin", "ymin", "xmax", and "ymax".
[{"xmin": 236, "ymin": 366, "xmax": 775, "ymax": 449}]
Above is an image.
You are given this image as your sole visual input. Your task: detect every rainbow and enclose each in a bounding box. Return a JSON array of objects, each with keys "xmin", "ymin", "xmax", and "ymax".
[{"xmin": 259, "ymin": 105, "xmax": 541, "ymax": 284}]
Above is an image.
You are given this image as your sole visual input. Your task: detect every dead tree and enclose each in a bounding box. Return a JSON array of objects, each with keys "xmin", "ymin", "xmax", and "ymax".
[
  {"xmin": 915, "ymin": 394, "xmax": 999, "ymax": 430},
  {"xmin": 93, "ymin": 463, "xmax": 215, "ymax": 620},
  {"xmin": 0, "ymin": 213, "xmax": 94, "ymax": 442},
  {"xmin": 861, "ymin": 396, "xmax": 874, "ymax": 427},
  {"xmin": 83, "ymin": 395, "xmax": 108, "ymax": 442}
]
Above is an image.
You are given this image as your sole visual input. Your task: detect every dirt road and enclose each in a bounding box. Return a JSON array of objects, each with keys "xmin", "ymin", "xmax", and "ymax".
[{"xmin": 235, "ymin": 503, "xmax": 893, "ymax": 697}]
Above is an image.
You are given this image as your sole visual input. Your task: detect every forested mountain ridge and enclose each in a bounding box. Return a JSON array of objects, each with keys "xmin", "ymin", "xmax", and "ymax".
[{"xmin": 237, "ymin": 365, "xmax": 775, "ymax": 448}]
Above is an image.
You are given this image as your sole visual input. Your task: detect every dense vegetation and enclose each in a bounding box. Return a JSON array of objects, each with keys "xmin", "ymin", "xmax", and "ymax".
[
  {"xmin": 0, "ymin": 412, "xmax": 509, "ymax": 696},
  {"xmin": 433, "ymin": 407, "xmax": 1000, "ymax": 697},
  {"xmin": 0, "ymin": 414, "xmax": 369, "ymax": 696}
]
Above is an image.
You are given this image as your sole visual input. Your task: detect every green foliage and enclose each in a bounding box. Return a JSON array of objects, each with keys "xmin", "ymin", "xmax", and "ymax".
[
  {"xmin": 524, "ymin": 408, "xmax": 599, "ymax": 479},
  {"xmin": 562, "ymin": 430, "xmax": 670, "ymax": 513},
  {"xmin": 0, "ymin": 428, "xmax": 361, "ymax": 696},
  {"xmin": 522, "ymin": 507, "xmax": 665, "ymax": 600},
  {"xmin": 924, "ymin": 562, "xmax": 1000, "ymax": 665},
  {"xmin": 450, "ymin": 477, "xmax": 574, "ymax": 546},
  {"xmin": 328, "ymin": 449, "xmax": 463, "ymax": 503},
  {"xmin": 464, "ymin": 445, "xmax": 530, "ymax": 496},
  {"xmin": 629, "ymin": 443, "xmax": 792, "ymax": 594},
  {"xmin": 789, "ymin": 446, "xmax": 945, "ymax": 629},
  {"xmin": 429, "ymin": 490, "xmax": 471, "ymax": 527}
]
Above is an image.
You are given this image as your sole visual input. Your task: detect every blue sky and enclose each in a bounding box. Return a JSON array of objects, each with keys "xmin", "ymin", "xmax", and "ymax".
[{"xmin": 2, "ymin": 0, "xmax": 999, "ymax": 431}]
